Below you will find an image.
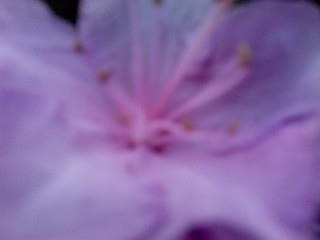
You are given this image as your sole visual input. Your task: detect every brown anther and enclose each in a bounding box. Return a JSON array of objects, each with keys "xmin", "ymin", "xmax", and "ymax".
[
  {"xmin": 153, "ymin": 0, "xmax": 163, "ymax": 7},
  {"xmin": 98, "ymin": 70, "xmax": 111, "ymax": 83},
  {"xmin": 226, "ymin": 122, "xmax": 240, "ymax": 136},
  {"xmin": 118, "ymin": 113, "xmax": 130, "ymax": 126},
  {"xmin": 237, "ymin": 44, "xmax": 252, "ymax": 67},
  {"xmin": 73, "ymin": 39, "xmax": 84, "ymax": 53},
  {"xmin": 180, "ymin": 118, "xmax": 195, "ymax": 132}
]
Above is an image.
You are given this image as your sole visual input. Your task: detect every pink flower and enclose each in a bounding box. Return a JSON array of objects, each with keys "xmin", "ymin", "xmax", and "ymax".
[{"xmin": 1, "ymin": 0, "xmax": 320, "ymax": 239}]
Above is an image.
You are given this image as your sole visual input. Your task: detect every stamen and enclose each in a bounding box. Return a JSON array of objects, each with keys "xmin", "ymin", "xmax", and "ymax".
[
  {"xmin": 95, "ymin": 68, "xmax": 137, "ymax": 111},
  {"xmin": 148, "ymin": 0, "xmax": 164, "ymax": 111},
  {"xmin": 73, "ymin": 39, "xmax": 84, "ymax": 53},
  {"xmin": 129, "ymin": 1, "xmax": 145, "ymax": 103},
  {"xmin": 167, "ymin": 57, "xmax": 249, "ymax": 119},
  {"xmin": 154, "ymin": 0, "xmax": 234, "ymax": 116},
  {"xmin": 180, "ymin": 118, "xmax": 195, "ymax": 132},
  {"xmin": 226, "ymin": 122, "xmax": 240, "ymax": 136},
  {"xmin": 237, "ymin": 44, "xmax": 252, "ymax": 67},
  {"xmin": 97, "ymin": 69, "xmax": 111, "ymax": 84},
  {"xmin": 104, "ymin": 83, "xmax": 136, "ymax": 110}
]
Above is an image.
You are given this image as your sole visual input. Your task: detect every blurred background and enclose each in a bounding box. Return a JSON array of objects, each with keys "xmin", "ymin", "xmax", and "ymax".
[{"xmin": 41, "ymin": 0, "xmax": 320, "ymax": 24}]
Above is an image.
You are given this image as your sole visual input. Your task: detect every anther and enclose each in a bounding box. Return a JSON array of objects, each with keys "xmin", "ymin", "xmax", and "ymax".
[
  {"xmin": 226, "ymin": 122, "xmax": 240, "ymax": 136},
  {"xmin": 73, "ymin": 39, "xmax": 84, "ymax": 53},
  {"xmin": 237, "ymin": 44, "xmax": 252, "ymax": 67},
  {"xmin": 153, "ymin": 0, "xmax": 164, "ymax": 7},
  {"xmin": 180, "ymin": 118, "xmax": 195, "ymax": 132},
  {"xmin": 98, "ymin": 70, "xmax": 111, "ymax": 84}
]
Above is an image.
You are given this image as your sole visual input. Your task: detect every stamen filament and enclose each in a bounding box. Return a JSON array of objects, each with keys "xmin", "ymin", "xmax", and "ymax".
[
  {"xmin": 148, "ymin": 3, "xmax": 164, "ymax": 110},
  {"xmin": 167, "ymin": 58, "xmax": 249, "ymax": 119},
  {"xmin": 129, "ymin": 1, "xmax": 145, "ymax": 103},
  {"xmin": 154, "ymin": 0, "xmax": 234, "ymax": 116},
  {"xmin": 104, "ymin": 83, "xmax": 136, "ymax": 110}
]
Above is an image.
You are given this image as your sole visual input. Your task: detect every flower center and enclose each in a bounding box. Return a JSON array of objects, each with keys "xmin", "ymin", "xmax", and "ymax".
[
  {"xmin": 75, "ymin": 0, "xmax": 251, "ymax": 153},
  {"xmin": 111, "ymin": 103, "xmax": 189, "ymax": 153},
  {"xmin": 107, "ymin": 45, "xmax": 251, "ymax": 152}
]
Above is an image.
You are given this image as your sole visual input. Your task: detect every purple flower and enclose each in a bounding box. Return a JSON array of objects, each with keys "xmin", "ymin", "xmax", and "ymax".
[{"xmin": 1, "ymin": 0, "xmax": 320, "ymax": 239}]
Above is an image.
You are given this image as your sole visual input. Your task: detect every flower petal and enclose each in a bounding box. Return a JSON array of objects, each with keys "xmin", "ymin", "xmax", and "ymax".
[
  {"xmin": 2, "ymin": 152, "xmax": 164, "ymax": 240},
  {"xmin": 0, "ymin": 88, "xmax": 73, "ymax": 234},
  {"xmin": 0, "ymin": 74, "xmax": 163, "ymax": 240},
  {"xmin": 148, "ymin": 116, "xmax": 320, "ymax": 240},
  {"xmin": 0, "ymin": 2, "xmax": 132, "ymax": 237},
  {"xmin": 0, "ymin": 0, "xmax": 85, "ymax": 73},
  {"xmin": 0, "ymin": 0, "xmax": 72, "ymax": 45},
  {"xmin": 0, "ymin": 0, "xmax": 114, "ymax": 136},
  {"xmin": 0, "ymin": 60, "xmax": 161, "ymax": 240}
]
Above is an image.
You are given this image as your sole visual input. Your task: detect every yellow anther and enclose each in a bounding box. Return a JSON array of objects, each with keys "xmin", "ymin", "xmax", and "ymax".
[
  {"xmin": 98, "ymin": 70, "xmax": 111, "ymax": 84},
  {"xmin": 226, "ymin": 122, "xmax": 240, "ymax": 136},
  {"xmin": 73, "ymin": 39, "xmax": 84, "ymax": 53},
  {"xmin": 153, "ymin": 0, "xmax": 163, "ymax": 7},
  {"xmin": 180, "ymin": 118, "xmax": 195, "ymax": 132},
  {"xmin": 237, "ymin": 44, "xmax": 252, "ymax": 67}
]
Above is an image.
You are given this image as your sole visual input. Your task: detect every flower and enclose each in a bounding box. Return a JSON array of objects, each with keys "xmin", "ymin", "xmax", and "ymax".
[{"xmin": 1, "ymin": 0, "xmax": 320, "ymax": 239}]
